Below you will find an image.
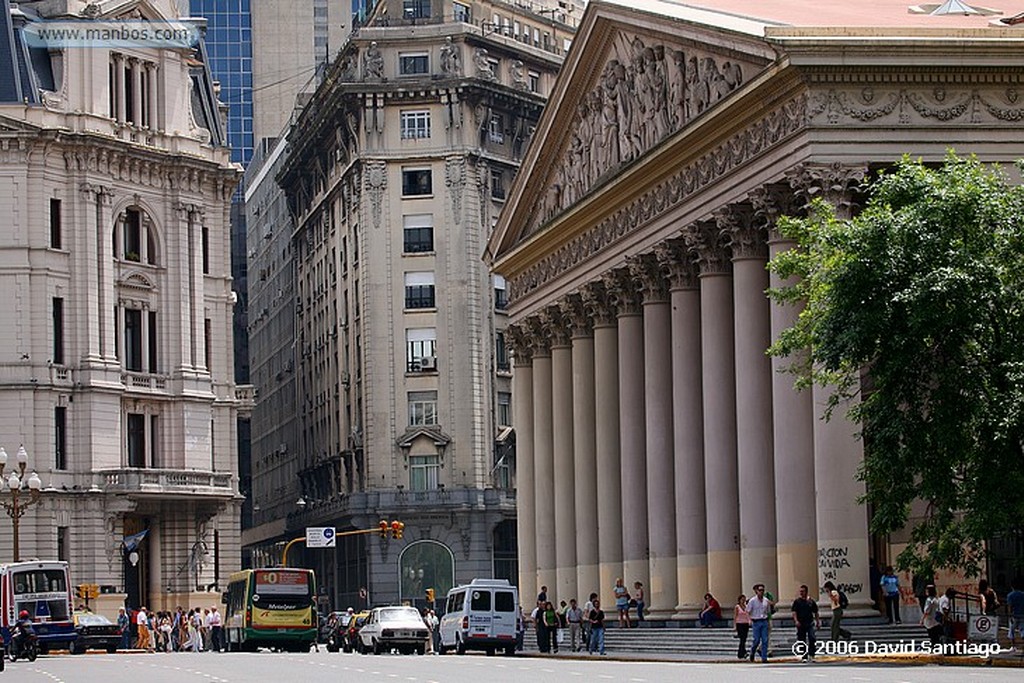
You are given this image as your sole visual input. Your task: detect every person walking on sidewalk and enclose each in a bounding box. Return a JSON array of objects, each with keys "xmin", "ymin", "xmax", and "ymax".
[
  {"xmin": 880, "ymin": 566, "xmax": 901, "ymax": 624},
  {"xmin": 613, "ymin": 578, "xmax": 632, "ymax": 628},
  {"xmin": 823, "ymin": 581, "xmax": 852, "ymax": 641},
  {"xmin": 791, "ymin": 585, "xmax": 820, "ymax": 663},
  {"xmin": 734, "ymin": 594, "xmax": 751, "ymax": 660},
  {"xmin": 633, "ymin": 581, "xmax": 646, "ymax": 626},
  {"xmin": 566, "ymin": 599, "xmax": 584, "ymax": 652},
  {"xmin": 582, "ymin": 592, "xmax": 597, "ymax": 648},
  {"xmin": 587, "ymin": 598, "xmax": 606, "ymax": 655},
  {"xmin": 746, "ymin": 584, "xmax": 774, "ymax": 663}
]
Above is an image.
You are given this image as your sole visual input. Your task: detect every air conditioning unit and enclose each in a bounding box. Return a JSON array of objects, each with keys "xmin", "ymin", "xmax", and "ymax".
[{"xmin": 419, "ymin": 356, "xmax": 437, "ymax": 371}]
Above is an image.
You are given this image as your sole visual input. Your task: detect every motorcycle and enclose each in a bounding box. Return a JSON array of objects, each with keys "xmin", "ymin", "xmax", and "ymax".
[{"xmin": 7, "ymin": 623, "xmax": 39, "ymax": 662}]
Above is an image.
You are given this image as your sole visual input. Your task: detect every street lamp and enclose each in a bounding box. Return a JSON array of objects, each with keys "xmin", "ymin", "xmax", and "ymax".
[{"xmin": 0, "ymin": 445, "xmax": 43, "ymax": 562}]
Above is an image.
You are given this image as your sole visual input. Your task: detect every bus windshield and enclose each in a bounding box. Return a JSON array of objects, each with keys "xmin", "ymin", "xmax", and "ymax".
[
  {"xmin": 13, "ymin": 569, "xmax": 68, "ymax": 595},
  {"xmin": 253, "ymin": 570, "xmax": 312, "ymax": 602}
]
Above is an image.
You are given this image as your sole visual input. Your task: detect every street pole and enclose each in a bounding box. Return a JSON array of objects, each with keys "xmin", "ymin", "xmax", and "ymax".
[{"xmin": 1, "ymin": 446, "xmax": 43, "ymax": 562}]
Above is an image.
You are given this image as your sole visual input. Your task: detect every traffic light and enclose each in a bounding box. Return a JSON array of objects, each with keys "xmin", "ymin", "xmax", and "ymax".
[
  {"xmin": 76, "ymin": 584, "xmax": 87, "ymax": 600},
  {"xmin": 390, "ymin": 520, "xmax": 404, "ymax": 540},
  {"xmin": 426, "ymin": 588, "xmax": 435, "ymax": 603},
  {"xmin": 378, "ymin": 520, "xmax": 389, "ymax": 538}
]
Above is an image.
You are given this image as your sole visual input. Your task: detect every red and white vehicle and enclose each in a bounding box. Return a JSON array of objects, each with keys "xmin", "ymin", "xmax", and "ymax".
[{"xmin": 1, "ymin": 560, "xmax": 76, "ymax": 653}]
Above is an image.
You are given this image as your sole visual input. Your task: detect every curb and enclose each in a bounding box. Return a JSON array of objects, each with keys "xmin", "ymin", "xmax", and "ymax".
[{"xmin": 514, "ymin": 650, "xmax": 1024, "ymax": 667}]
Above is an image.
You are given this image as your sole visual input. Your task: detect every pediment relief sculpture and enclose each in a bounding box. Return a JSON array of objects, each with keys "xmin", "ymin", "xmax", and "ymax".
[{"xmin": 527, "ymin": 31, "xmax": 759, "ymax": 240}]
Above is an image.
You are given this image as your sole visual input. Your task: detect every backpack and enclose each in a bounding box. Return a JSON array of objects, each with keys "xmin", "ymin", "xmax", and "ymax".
[{"xmin": 838, "ymin": 591, "xmax": 849, "ymax": 610}]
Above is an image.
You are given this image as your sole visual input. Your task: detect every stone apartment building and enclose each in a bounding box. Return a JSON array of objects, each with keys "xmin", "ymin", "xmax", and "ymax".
[
  {"xmin": 245, "ymin": 0, "xmax": 577, "ymax": 608},
  {"xmin": 0, "ymin": 0, "xmax": 244, "ymax": 613}
]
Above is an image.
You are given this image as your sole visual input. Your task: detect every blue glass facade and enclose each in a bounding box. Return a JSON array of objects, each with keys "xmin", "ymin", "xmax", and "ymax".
[{"xmin": 191, "ymin": 0, "xmax": 253, "ymax": 166}]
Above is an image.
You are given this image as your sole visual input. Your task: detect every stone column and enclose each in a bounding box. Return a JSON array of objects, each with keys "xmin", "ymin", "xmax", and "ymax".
[
  {"xmin": 630, "ymin": 254, "xmax": 677, "ymax": 619},
  {"xmin": 790, "ymin": 164, "xmax": 873, "ymax": 611},
  {"xmin": 545, "ymin": 305, "xmax": 577, "ymax": 603},
  {"xmin": 605, "ymin": 269, "xmax": 649, "ymax": 598},
  {"xmin": 684, "ymin": 221, "xmax": 741, "ymax": 601},
  {"xmin": 656, "ymin": 240, "xmax": 706, "ymax": 617},
  {"xmin": 582, "ymin": 282, "xmax": 623, "ymax": 607},
  {"xmin": 130, "ymin": 58, "xmax": 143, "ymax": 125},
  {"xmin": 114, "ymin": 53, "xmax": 126, "ymax": 123},
  {"xmin": 562, "ymin": 294, "xmax": 599, "ymax": 600},
  {"xmin": 719, "ymin": 205, "xmax": 778, "ymax": 594},
  {"xmin": 751, "ymin": 185, "xmax": 818, "ymax": 599},
  {"xmin": 528, "ymin": 317, "xmax": 557, "ymax": 594},
  {"xmin": 508, "ymin": 324, "xmax": 537, "ymax": 595}
]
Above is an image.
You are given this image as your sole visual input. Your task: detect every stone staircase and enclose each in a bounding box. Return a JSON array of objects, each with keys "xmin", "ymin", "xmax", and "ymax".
[{"xmin": 523, "ymin": 620, "xmax": 934, "ymax": 658}]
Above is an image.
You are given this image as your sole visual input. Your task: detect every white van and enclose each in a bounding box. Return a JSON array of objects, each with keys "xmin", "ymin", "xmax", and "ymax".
[{"xmin": 438, "ymin": 578, "xmax": 519, "ymax": 656}]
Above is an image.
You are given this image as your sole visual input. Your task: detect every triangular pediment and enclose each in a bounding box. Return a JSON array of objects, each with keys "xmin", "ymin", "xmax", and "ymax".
[
  {"xmin": 487, "ymin": 0, "xmax": 776, "ymax": 265},
  {"xmin": 84, "ymin": 0, "xmax": 174, "ymax": 22},
  {"xmin": 118, "ymin": 271, "xmax": 156, "ymax": 290},
  {"xmin": 0, "ymin": 114, "xmax": 43, "ymax": 134}
]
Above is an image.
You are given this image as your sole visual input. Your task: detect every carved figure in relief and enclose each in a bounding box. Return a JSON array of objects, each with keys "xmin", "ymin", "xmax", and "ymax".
[
  {"xmin": 599, "ymin": 68, "xmax": 621, "ymax": 172},
  {"xmin": 440, "ymin": 37, "xmax": 462, "ymax": 75},
  {"xmin": 510, "ymin": 60, "xmax": 528, "ymax": 90},
  {"xmin": 576, "ymin": 98, "xmax": 594, "ymax": 188},
  {"xmin": 686, "ymin": 55, "xmax": 708, "ymax": 118},
  {"xmin": 363, "ymin": 42, "xmax": 384, "ymax": 80},
  {"xmin": 474, "ymin": 48, "xmax": 495, "ymax": 80},
  {"xmin": 666, "ymin": 49, "xmax": 687, "ymax": 129},
  {"xmin": 609, "ymin": 61, "xmax": 638, "ymax": 162}
]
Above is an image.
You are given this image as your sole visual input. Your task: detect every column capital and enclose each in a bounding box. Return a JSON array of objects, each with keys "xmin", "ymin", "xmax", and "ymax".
[
  {"xmin": 602, "ymin": 268, "xmax": 643, "ymax": 317},
  {"xmin": 580, "ymin": 281, "xmax": 618, "ymax": 327},
  {"xmin": 507, "ymin": 322, "xmax": 533, "ymax": 366},
  {"xmin": 749, "ymin": 184, "xmax": 805, "ymax": 245},
  {"xmin": 525, "ymin": 315, "xmax": 551, "ymax": 358},
  {"xmin": 539, "ymin": 305, "xmax": 572, "ymax": 349},
  {"xmin": 654, "ymin": 239, "xmax": 699, "ymax": 291},
  {"xmin": 785, "ymin": 162, "xmax": 868, "ymax": 219},
  {"xmin": 683, "ymin": 220, "xmax": 732, "ymax": 276},
  {"xmin": 559, "ymin": 293, "xmax": 593, "ymax": 339},
  {"xmin": 628, "ymin": 252, "xmax": 669, "ymax": 304},
  {"xmin": 716, "ymin": 204, "xmax": 766, "ymax": 262}
]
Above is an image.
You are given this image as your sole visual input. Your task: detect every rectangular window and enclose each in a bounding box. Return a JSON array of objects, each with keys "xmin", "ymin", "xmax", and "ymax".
[
  {"xmin": 148, "ymin": 311, "xmax": 158, "ymax": 373},
  {"xmin": 404, "ymin": 271, "xmax": 436, "ymax": 309},
  {"xmin": 55, "ymin": 406, "xmax": 67, "ymax": 470},
  {"xmin": 497, "ymin": 391, "xmax": 511, "ymax": 427},
  {"xmin": 57, "ymin": 526, "xmax": 69, "ymax": 562},
  {"xmin": 127, "ymin": 412, "xmax": 146, "ymax": 467},
  {"xmin": 403, "ymin": 214, "xmax": 434, "ymax": 253},
  {"xmin": 124, "ymin": 208, "xmax": 141, "ymax": 261},
  {"xmin": 151, "ymin": 414, "xmax": 160, "ymax": 468},
  {"xmin": 202, "ymin": 227, "xmax": 210, "ymax": 274},
  {"xmin": 488, "ymin": 114, "xmax": 504, "ymax": 144},
  {"xmin": 453, "ymin": 2, "xmax": 470, "ymax": 23},
  {"xmin": 50, "ymin": 198, "xmax": 62, "ymax": 249},
  {"xmin": 494, "ymin": 275, "xmax": 508, "ymax": 310},
  {"xmin": 495, "ymin": 591, "xmax": 515, "ymax": 612},
  {"xmin": 471, "ymin": 590, "xmax": 491, "ymax": 611},
  {"xmin": 408, "ymin": 390, "xmax": 438, "ymax": 426},
  {"xmin": 406, "ymin": 327, "xmax": 436, "ymax": 372},
  {"xmin": 399, "ymin": 52, "xmax": 429, "ymax": 75},
  {"xmin": 528, "ymin": 71, "xmax": 540, "ymax": 93},
  {"xmin": 410, "ymin": 454, "xmax": 440, "ymax": 491},
  {"xmin": 402, "ymin": 168, "xmax": 432, "ymax": 196},
  {"xmin": 52, "ymin": 297, "xmax": 64, "ymax": 365},
  {"xmin": 204, "ymin": 318, "xmax": 212, "ymax": 371},
  {"xmin": 490, "ymin": 167, "xmax": 505, "ymax": 200},
  {"xmin": 402, "ymin": 0, "xmax": 431, "ymax": 19},
  {"xmin": 496, "ymin": 332, "xmax": 510, "ymax": 372},
  {"xmin": 400, "ymin": 110, "xmax": 431, "ymax": 139},
  {"xmin": 124, "ymin": 308, "xmax": 143, "ymax": 371},
  {"xmin": 124, "ymin": 64, "xmax": 135, "ymax": 125}
]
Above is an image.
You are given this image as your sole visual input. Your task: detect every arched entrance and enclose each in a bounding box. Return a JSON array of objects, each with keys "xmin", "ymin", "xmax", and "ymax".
[{"xmin": 398, "ymin": 540, "xmax": 455, "ymax": 606}]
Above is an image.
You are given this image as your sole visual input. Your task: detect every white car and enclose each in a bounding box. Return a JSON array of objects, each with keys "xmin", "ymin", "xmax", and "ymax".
[{"xmin": 357, "ymin": 606, "xmax": 430, "ymax": 655}]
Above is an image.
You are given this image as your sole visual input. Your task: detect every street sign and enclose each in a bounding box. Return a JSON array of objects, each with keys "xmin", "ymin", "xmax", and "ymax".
[
  {"xmin": 306, "ymin": 526, "xmax": 336, "ymax": 548},
  {"xmin": 968, "ymin": 614, "xmax": 997, "ymax": 642}
]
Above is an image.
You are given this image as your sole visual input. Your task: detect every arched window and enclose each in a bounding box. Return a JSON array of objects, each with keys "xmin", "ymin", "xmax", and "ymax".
[
  {"xmin": 398, "ymin": 540, "xmax": 454, "ymax": 603},
  {"xmin": 113, "ymin": 206, "xmax": 159, "ymax": 265}
]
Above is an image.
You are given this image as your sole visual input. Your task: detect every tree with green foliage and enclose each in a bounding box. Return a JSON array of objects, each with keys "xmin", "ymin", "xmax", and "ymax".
[{"xmin": 768, "ymin": 153, "xmax": 1024, "ymax": 576}]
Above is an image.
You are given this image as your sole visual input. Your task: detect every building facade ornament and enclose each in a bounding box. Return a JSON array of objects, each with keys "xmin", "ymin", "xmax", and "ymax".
[
  {"xmin": 559, "ymin": 292, "xmax": 593, "ymax": 338},
  {"xmin": 445, "ymin": 155, "xmax": 467, "ymax": 225},
  {"xmin": 580, "ymin": 281, "xmax": 618, "ymax": 327},
  {"xmin": 602, "ymin": 268, "xmax": 643, "ymax": 317},
  {"xmin": 654, "ymin": 239, "xmax": 699, "ymax": 291},
  {"xmin": 748, "ymin": 184, "xmax": 805, "ymax": 244},
  {"xmin": 506, "ymin": 322, "xmax": 533, "ymax": 366},
  {"xmin": 363, "ymin": 42, "xmax": 385, "ymax": 81},
  {"xmin": 628, "ymin": 252, "xmax": 670, "ymax": 303},
  {"xmin": 439, "ymin": 37, "xmax": 462, "ymax": 76},
  {"xmin": 540, "ymin": 305, "xmax": 572, "ymax": 348},
  {"xmin": 786, "ymin": 162, "xmax": 868, "ymax": 219},
  {"xmin": 364, "ymin": 159, "xmax": 387, "ymax": 229},
  {"xmin": 683, "ymin": 220, "xmax": 732, "ymax": 276},
  {"xmin": 717, "ymin": 204, "xmax": 765, "ymax": 261},
  {"xmin": 525, "ymin": 315, "xmax": 552, "ymax": 357},
  {"xmin": 808, "ymin": 85, "xmax": 1024, "ymax": 128},
  {"xmin": 474, "ymin": 48, "xmax": 495, "ymax": 80}
]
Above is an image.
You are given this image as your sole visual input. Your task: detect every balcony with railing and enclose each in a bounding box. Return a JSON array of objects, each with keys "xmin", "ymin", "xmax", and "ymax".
[
  {"xmin": 98, "ymin": 468, "xmax": 237, "ymax": 499},
  {"xmin": 121, "ymin": 371, "xmax": 168, "ymax": 392}
]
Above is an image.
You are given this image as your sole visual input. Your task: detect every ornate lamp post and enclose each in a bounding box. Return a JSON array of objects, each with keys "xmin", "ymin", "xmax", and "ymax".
[{"xmin": 0, "ymin": 445, "xmax": 43, "ymax": 561}]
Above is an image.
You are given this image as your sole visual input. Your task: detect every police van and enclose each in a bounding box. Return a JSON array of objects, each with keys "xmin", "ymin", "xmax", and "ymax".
[{"xmin": 438, "ymin": 578, "xmax": 519, "ymax": 656}]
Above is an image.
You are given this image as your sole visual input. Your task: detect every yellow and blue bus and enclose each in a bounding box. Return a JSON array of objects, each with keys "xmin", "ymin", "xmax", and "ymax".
[{"xmin": 222, "ymin": 568, "xmax": 317, "ymax": 652}]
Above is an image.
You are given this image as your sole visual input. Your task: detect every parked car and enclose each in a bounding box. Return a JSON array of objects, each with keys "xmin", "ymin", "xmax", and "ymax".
[
  {"xmin": 343, "ymin": 611, "xmax": 370, "ymax": 653},
  {"xmin": 357, "ymin": 606, "xmax": 429, "ymax": 655},
  {"xmin": 439, "ymin": 578, "xmax": 518, "ymax": 656},
  {"xmin": 70, "ymin": 612, "xmax": 120, "ymax": 654}
]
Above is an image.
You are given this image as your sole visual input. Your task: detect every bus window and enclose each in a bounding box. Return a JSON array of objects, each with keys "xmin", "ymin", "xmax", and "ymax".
[
  {"xmin": 470, "ymin": 590, "xmax": 491, "ymax": 611},
  {"xmin": 494, "ymin": 591, "xmax": 515, "ymax": 612}
]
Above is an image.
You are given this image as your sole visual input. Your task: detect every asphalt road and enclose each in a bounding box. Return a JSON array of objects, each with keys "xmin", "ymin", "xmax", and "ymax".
[{"xmin": 6, "ymin": 649, "xmax": 1019, "ymax": 683}]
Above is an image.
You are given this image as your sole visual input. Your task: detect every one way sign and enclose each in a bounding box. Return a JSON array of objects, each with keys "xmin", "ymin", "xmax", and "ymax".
[{"xmin": 306, "ymin": 526, "xmax": 336, "ymax": 548}]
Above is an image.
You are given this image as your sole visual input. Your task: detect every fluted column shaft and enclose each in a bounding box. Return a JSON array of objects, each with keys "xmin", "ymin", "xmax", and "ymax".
[
  {"xmin": 532, "ymin": 346, "xmax": 556, "ymax": 593},
  {"xmin": 569, "ymin": 315, "xmax": 599, "ymax": 600},
  {"xmin": 723, "ymin": 209, "xmax": 779, "ymax": 594},
  {"xmin": 512, "ymin": 339, "xmax": 537, "ymax": 595},
  {"xmin": 551, "ymin": 334, "xmax": 577, "ymax": 602},
  {"xmin": 590, "ymin": 287, "xmax": 623, "ymax": 608},
  {"xmin": 618, "ymin": 309, "xmax": 649, "ymax": 597}
]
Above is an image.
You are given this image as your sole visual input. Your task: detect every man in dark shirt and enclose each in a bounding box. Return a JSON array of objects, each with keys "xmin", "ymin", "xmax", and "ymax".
[
  {"xmin": 588, "ymin": 598, "xmax": 606, "ymax": 655},
  {"xmin": 791, "ymin": 585, "xmax": 820, "ymax": 662}
]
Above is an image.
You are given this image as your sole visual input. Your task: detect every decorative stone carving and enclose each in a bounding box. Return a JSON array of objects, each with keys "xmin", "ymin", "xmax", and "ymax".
[
  {"xmin": 439, "ymin": 37, "xmax": 461, "ymax": 76},
  {"xmin": 786, "ymin": 162, "xmax": 867, "ymax": 219},
  {"xmin": 808, "ymin": 85, "xmax": 1024, "ymax": 127},
  {"xmin": 559, "ymin": 293, "xmax": 593, "ymax": 338},
  {"xmin": 749, "ymin": 184, "xmax": 804, "ymax": 244},
  {"xmin": 363, "ymin": 42, "xmax": 384, "ymax": 81},
  {"xmin": 364, "ymin": 160, "xmax": 387, "ymax": 229},
  {"xmin": 628, "ymin": 252, "xmax": 670, "ymax": 303},
  {"xmin": 580, "ymin": 281, "xmax": 618, "ymax": 327},
  {"xmin": 602, "ymin": 268, "xmax": 643, "ymax": 317},
  {"xmin": 510, "ymin": 60, "xmax": 528, "ymax": 90},
  {"xmin": 474, "ymin": 48, "xmax": 495, "ymax": 81},
  {"xmin": 475, "ymin": 159, "xmax": 490, "ymax": 228},
  {"xmin": 506, "ymin": 93, "xmax": 807, "ymax": 304},
  {"xmin": 654, "ymin": 239, "xmax": 699, "ymax": 290},
  {"xmin": 716, "ymin": 204, "xmax": 765, "ymax": 261},
  {"xmin": 540, "ymin": 305, "xmax": 571, "ymax": 348},
  {"xmin": 683, "ymin": 220, "xmax": 732, "ymax": 276},
  {"xmin": 506, "ymin": 323, "xmax": 533, "ymax": 365},
  {"xmin": 525, "ymin": 315, "xmax": 551, "ymax": 357},
  {"xmin": 445, "ymin": 156, "xmax": 466, "ymax": 225}
]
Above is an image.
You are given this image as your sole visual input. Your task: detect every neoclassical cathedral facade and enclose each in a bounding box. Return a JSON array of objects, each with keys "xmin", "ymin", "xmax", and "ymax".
[{"xmin": 487, "ymin": 0, "xmax": 1024, "ymax": 617}]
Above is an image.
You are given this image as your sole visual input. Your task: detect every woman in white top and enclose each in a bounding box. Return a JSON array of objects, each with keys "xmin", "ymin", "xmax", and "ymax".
[{"xmin": 919, "ymin": 585, "xmax": 943, "ymax": 644}]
